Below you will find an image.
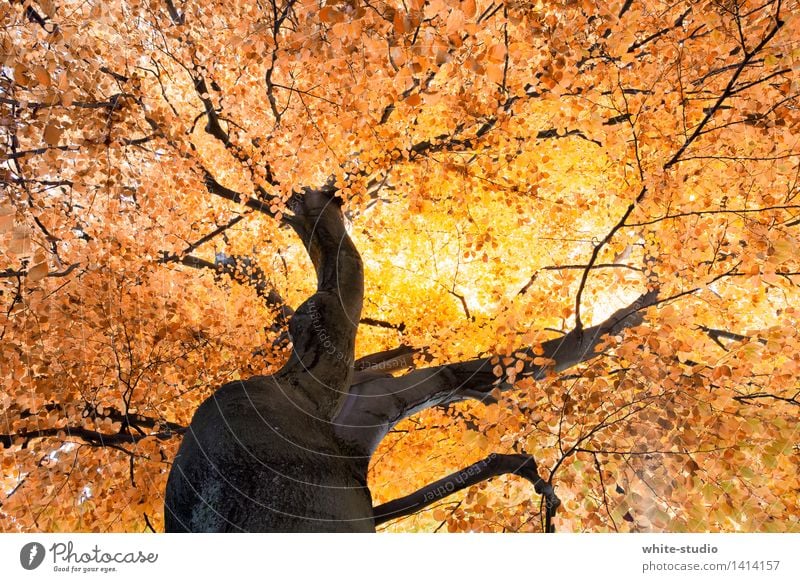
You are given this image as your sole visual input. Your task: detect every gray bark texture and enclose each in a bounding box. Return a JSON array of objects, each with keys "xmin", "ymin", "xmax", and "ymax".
[{"xmin": 165, "ymin": 187, "xmax": 373, "ymax": 532}]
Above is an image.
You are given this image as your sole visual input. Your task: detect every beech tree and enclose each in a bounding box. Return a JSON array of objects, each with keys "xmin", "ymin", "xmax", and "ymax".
[{"xmin": 2, "ymin": 0, "xmax": 799, "ymax": 532}]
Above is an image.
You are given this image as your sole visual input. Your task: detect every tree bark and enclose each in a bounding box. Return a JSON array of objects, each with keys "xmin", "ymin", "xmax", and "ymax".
[
  {"xmin": 334, "ymin": 289, "xmax": 658, "ymax": 455},
  {"xmin": 373, "ymin": 453, "xmax": 560, "ymax": 528},
  {"xmin": 164, "ymin": 187, "xmax": 374, "ymax": 532}
]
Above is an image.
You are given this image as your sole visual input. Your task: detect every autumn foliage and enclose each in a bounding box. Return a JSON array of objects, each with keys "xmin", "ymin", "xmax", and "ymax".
[{"xmin": 2, "ymin": 0, "xmax": 800, "ymax": 532}]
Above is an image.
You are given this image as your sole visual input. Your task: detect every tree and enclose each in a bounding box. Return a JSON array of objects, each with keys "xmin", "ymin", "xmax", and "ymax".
[{"xmin": 1, "ymin": 0, "xmax": 799, "ymax": 533}]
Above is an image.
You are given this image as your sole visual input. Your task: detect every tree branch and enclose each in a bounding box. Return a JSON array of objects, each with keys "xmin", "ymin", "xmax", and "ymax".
[
  {"xmin": 664, "ymin": 3, "xmax": 784, "ymax": 169},
  {"xmin": 373, "ymin": 453, "xmax": 560, "ymax": 530},
  {"xmin": 335, "ymin": 289, "xmax": 658, "ymax": 454},
  {"xmin": 163, "ymin": 0, "xmax": 185, "ymax": 24},
  {"xmin": 165, "ymin": 252, "xmax": 295, "ymax": 335},
  {"xmin": 277, "ymin": 186, "xmax": 364, "ymax": 418},
  {"xmin": 0, "ymin": 425, "xmax": 183, "ymax": 450},
  {"xmin": 574, "ymin": 187, "xmax": 647, "ymax": 333},
  {"xmin": 0, "ymin": 263, "xmax": 81, "ymax": 279}
]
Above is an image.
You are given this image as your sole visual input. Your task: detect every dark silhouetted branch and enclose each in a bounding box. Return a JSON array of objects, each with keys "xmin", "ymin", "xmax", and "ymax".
[{"xmin": 373, "ymin": 453, "xmax": 560, "ymax": 531}]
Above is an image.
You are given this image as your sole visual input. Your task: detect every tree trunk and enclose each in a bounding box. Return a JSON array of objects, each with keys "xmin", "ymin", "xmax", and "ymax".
[
  {"xmin": 165, "ymin": 186, "xmax": 656, "ymax": 532},
  {"xmin": 164, "ymin": 187, "xmax": 374, "ymax": 532}
]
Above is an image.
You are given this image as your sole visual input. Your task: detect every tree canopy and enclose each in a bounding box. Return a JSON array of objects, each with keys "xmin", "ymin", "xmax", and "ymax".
[{"xmin": 2, "ymin": 0, "xmax": 799, "ymax": 533}]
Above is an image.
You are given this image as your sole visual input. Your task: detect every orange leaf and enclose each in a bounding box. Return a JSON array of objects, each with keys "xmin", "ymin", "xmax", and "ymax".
[
  {"xmin": 393, "ymin": 11, "xmax": 410, "ymax": 35},
  {"xmin": 487, "ymin": 43, "xmax": 506, "ymax": 63},
  {"xmin": 486, "ymin": 63, "xmax": 505, "ymax": 84},
  {"xmin": 43, "ymin": 122, "xmax": 61, "ymax": 146},
  {"xmin": 28, "ymin": 262, "xmax": 49, "ymax": 282},
  {"xmin": 462, "ymin": 0, "xmax": 477, "ymax": 19},
  {"xmin": 33, "ymin": 66, "xmax": 51, "ymax": 87},
  {"xmin": 319, "ymin": 6, "xmax": 344, "ymax": 23}
]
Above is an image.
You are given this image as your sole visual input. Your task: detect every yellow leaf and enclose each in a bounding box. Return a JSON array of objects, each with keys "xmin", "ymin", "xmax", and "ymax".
[{"xmin": 771, "ymin": 236, "xmax": 796, "ymax": 263}]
